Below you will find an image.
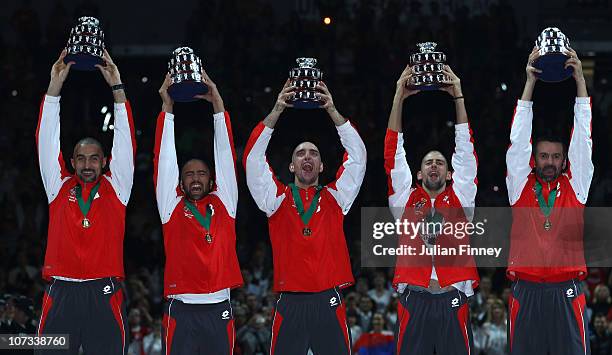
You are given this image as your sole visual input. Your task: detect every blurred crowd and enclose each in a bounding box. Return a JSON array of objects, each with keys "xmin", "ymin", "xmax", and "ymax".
[{"xmin": 1, "ymin": 0, "xmax": 612, "ymax": 354}]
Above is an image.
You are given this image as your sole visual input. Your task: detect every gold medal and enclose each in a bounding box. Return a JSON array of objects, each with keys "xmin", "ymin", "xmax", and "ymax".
[
  {"xmin": 302, "ymin": 227, "xmax": 312, "ymax": 236},
  {"xmin": 82, "ymin": 218, "xmax": 91, "ymax": 229},
  {"xmin": 544, "ymin": 219, "xmax": 552, "ymax": 231},
  {"xmin": 205, "ymin": 233, "xmax": 213, "ymax": 243}
]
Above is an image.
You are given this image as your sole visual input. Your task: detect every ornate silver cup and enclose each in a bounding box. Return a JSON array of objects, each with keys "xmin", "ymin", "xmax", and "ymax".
[
  {"xmin": 65, "ymin": 16, "xmax": 105, "ymax": 71},
  {"xmin": 167, "ymin": 47, "xmax": 208, "ymax": 102},
  {"xmin": 534, "ymin": 27, "xmax": 573, "ymax": 82},
  {"xmin": 409, "ymin": 42, "xmax": 450, "ymax": 90},
  {"xmin": 289, "ymin": 58, "xmax": 323, "ymax": 109}
]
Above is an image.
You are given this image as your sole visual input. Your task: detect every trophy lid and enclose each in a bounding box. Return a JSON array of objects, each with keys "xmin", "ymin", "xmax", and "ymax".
[
  {"xmin": 296, "ymin": 57, "xmax": 317, "ymax": 68},
  {"xmin": 416, "ymin": 42, "xmax": 438, "ymax": 53},
  {"xmin": 77, "ymin": 16, "xmax": 100, "ymax": 26},
  {"xmin": 173, "ymin": 47, "xmax": 196, "ymax": 56}
]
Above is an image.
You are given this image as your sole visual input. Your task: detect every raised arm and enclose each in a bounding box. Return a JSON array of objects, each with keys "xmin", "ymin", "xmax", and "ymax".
[
  {"xmin": 440, "ymin": 66, "xmax": 477, "ymax": 209},
  {"xmin": 384, "ymin": 65, "xmax": 418, "ymax": 219},
  {"xmin": 242, "ymin": 82, "xmax": 293, "ymax": 216},
  {"xmin": 565, "ymin": 49, "xmax": 593, "ymax": 204},
  {"xmin": 97, "ymin": 50, "xmax": 135, "ymax": 206},
  {"xmin": 37, "ymin": 50, "xmax": 74, "ymax": 203},
  {"xmin": 506, "ymin": 50, "xmax": 540, "ymax": 205},
  {"xmin": 196, "ymin": 70, "xmax": 239, "ymax": 217},
  {"xmin": 316, "ymin": 82, "xmax": 367, "ymax": 214},
  {"xmin": 243, "ymin": 122, "xmax": 285, "ymax": 216}
]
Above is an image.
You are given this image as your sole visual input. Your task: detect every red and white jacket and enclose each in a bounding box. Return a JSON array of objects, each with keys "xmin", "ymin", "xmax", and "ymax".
[
  {"xmin": 505, "ymin": 98, "xmax": 593, "ymax": 282},
  {"xmin": 384, "ymin": 123, "xmax": 479, "ymax": 292},
  {"xmin": 36, "ymin": 95, "xmax": 136, "ymax": 280},
  {"xmin": 243, "ymin": 121, "xmax": 366, "ymax": 292},
  {"xmin": 153, "ymin": 111, "xmax": 243, "ymax": 298}
]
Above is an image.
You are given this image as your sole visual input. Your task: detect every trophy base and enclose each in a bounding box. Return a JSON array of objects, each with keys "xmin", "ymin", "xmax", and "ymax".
[
  {"xmin": 64, "ymin": 53, "xmax": 103, "ymax": 71},
  {"xmin": 408, "ymin": 83, "xmax": 449, "ymax": 91},
  {"xmin": 534, "ymin": 53, "xmax": 573, "ymax": 82},
  {"xmin": 168, "ymin": 82, "xmax": 209, "ymax": 102},
  {"xmin": 292, "ymin": 99, "xmax": 322, "ymax": 109}
]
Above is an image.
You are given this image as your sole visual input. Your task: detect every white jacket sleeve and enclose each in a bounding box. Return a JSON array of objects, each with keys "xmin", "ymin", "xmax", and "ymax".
[
  {"xmin": 505, "ymin": 100, "xmax": 533, "ymax": 206},
  {"xmin": 327, "ymin": 121, "xmax": 367, "ymax": 215},
  {"xmin": 568, "ymin": 97, "xmax": 594, "ymax": 204},
  {"xmin": 243, "ymin": 122, "xmax": 286, "ymax": 217},
  {"xmin": 384, "ymin": 129, "xmax": 413, "ymax": 220},
  {"xmin": 153, "ymin": 112, "xmax": 182, "ymax": 224},
  {"xmin": 36, "ymin": 95, "xmax": 70, "ymax": 203},
  {"xmin": 210, "ymin": 112, "xmax": 239, "ymax": 218},
  {"xmin": 107, "ymin": 102, "xmax": 136, "ymax": 206}
]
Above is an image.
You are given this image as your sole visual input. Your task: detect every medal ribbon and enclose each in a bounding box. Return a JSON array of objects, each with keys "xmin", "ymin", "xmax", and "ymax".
[
  {"xmin": 534, "ymin": 181, "xmax": 557, "ymax": 217},
  {"xmin": 75, "ymin": 182, "xmax": 101, "ymax": 219},
  {"xmin": 184, "ymin": 199, "xmax": 213, "ymax": 231},
  {"xmin": 289, "ymin": 183, "xmax": 322, "ymax": 226}
]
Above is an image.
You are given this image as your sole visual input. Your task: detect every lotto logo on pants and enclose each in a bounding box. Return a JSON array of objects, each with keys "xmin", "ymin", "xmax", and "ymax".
[
  {"xmin": 270, "ymin": 288, "xmax": 351, "ymax": 355},
  {"xmin": 162, "ymin": 299, "xmax": 235, "ymax": 355},
  {"xmin": 36, "ymin": 278, "xmax": 128, "ymax": 355},
  {"xmin": 508, "ymin": 279, "xmax": 589, "ymax": 355},
  {"xmin": 395, "ymin": 289, "xmax": 473, "ymax": 355}
]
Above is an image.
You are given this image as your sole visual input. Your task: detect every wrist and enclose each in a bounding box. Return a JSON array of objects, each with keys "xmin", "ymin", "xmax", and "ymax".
[
  {"xmin": 212, "ymin": 100, "xmax": 225, "ymax": 114},
  {"xmin": 47, "ymin": 82, "xmax": 62, "ymax": 97},
  {"xmin": 162, "ymin": 103, "xmax": 173, "ymax": 113}
]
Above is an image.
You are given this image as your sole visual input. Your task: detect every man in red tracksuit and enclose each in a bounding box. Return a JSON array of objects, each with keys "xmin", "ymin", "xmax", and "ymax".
[
  {"xmin": 384, "ymin": 65, "xmax": 479, "ymax": 355},
  {"xmin": 154, "ymin": 72, "xmax": 243, "ymax": 354},
  {"xmin": 36, "ymin": 49, "xmax": 135, "ymax": 354},
  {"xmin": 506, "ymin": 47, "xmax": 593, "ymax": 355},
  {"xmin": 243, "ymin": 80, "xmax": 367, "ymax": 355}
]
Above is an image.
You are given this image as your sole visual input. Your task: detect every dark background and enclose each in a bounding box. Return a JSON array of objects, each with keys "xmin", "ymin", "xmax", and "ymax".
[{"xmin": 1, "ymin": 0, "xmax": 612, "ymax": 354}]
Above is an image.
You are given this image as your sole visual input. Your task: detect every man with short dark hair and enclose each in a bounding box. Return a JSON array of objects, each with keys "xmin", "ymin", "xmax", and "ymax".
[
  {"xmin": 384, "ymin": 64, "xmax": 479, "ymax": 355},
  {"xmin": 154, "ymin": 72, "xmax": 242, "ymax": 354},
  {"xmin": 591, "ymin": 313, "xmax": 612, "ymax": 355},
  {"xmin": 243, "ymin": 80, "xmax": 366, "ymax": 354},
  {"xmin": 505, "ymin": 47, "xmax": 593, "ymax": 355},
  {"xmin": 36, "ymin": 49, "xmax": 135, "ymax": 354}
]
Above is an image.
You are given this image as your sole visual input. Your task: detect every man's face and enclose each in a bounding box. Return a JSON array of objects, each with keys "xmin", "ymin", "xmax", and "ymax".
[
  {"xmin": 181, "ymin": 160, "xmax": 212, "ymax": 201},
  {"xmin": 290, "ymin": 142, "xmax": 323, "ymax": 186},
  {"xmin": 418, "ymin": 151, "xmax": 450, "ymax": 191},
  {"xmin": 534, "ymin": 141, "xmax": 565, "ymax": 183},
  {"xmin": 71, "ymin": 144, "xmax": 106, "ymax": 183},
  {"xmin": 594, "ymin": 316, "xmax": 607, "ymax": 334}
]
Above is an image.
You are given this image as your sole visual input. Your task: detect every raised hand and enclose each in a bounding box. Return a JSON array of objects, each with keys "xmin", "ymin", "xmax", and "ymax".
[
  {"xmin": 95, "ymin": 49, "xmax": 122, "ymax": 87},
  {"xmin": 394, "ymin": 64, "xmax": 420, "ymax": 102},
  {"xmin": 158, "ymin": 74, "xmax": 174, "ymax": 113},
  {"xmin": 563, "ymin": 48, "xmax": 584, "ymax": 82},
  {"xmin": 263, "ymin": 79, "xmax": 295, "ymax": 128},
  {"xmin": 193, "ymin": 69, "xmax": 225, "ymax": 114},
  {"xmin": 47, "ymin": 49, "xmax": 75, "ymax": 96},
  {"xmin": 316, "ymin": 81, "xmax": 345, "ymax": 126},
  {"xmin": 563, "ymin": 48, "xmax": 588, "ymax": 97},
  {"xmin": 526, "ymin": 46, "xmax": 542, "ymax": 83},
  {"xmin": 439, "ymin": 65, "xmax": 462, "ymax": 97}
]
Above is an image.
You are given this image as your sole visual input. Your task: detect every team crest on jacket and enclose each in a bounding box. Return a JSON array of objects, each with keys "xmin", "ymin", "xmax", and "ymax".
[
  {"xmin": 68, "ymin": 186, "xmax": 77, "ymax": 203},
  {"xmin": 414, "ymin": 198, "xmax": 427, "ymax": 216},
  {"xmin": 183, "ymin": 206, "xmax": 194, "ymax": 219}
]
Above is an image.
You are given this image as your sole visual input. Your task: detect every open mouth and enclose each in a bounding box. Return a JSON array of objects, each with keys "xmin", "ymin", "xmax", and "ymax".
[
  {"xmin": 428, "ymin": 172, "xmax": 439, "ymax": 179},
  {"xmin": 302, "ymin": 162, "xmax": 313, "ymax": 172},
  {"xmin": 190, "ymin": 183, "xmax": 203, "ymax": 193},
  {"xmin": 82, "ymin": 170, "xmax": 95, "ymax": 178}
]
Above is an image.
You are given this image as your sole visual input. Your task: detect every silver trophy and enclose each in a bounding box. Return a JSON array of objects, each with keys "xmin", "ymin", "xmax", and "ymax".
[
  {"xmin": 65, "ymin": 16, "xmax": 105, "ymax": 71},
  {"xmin": 409, "ymin": 42, "xmax": 449, "ymax": 90},
  {"xmin": 167, "ymin": 47, "xmax": 208, "ymax": 102},
  {"xmin": 289, "ymin": 58, "xmax": 323, "ymax": 109},
  {"xmin": 534, "ymin": 27, "xmax": 573, "ymax": 82}
]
